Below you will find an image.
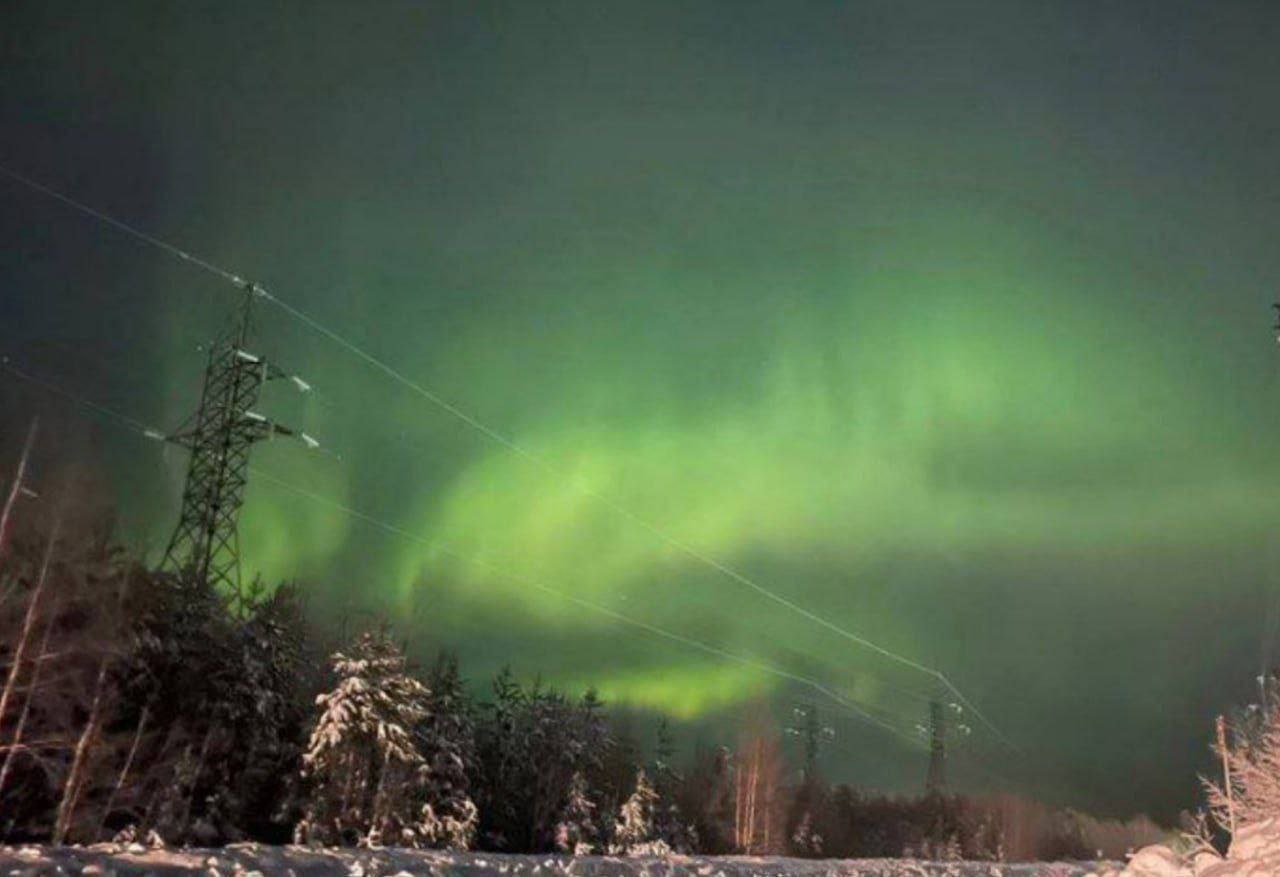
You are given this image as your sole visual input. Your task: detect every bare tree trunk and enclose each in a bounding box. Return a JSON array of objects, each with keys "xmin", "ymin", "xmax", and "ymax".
[
  {"xmin": 0, "ymin": 419, "xmax": 37, "ymax": 562},
  {"xmin": 338, "ymin": 751, "xmax": 358, "ymax": 828},
  {"xmin": 144, "ymin": 739, "xmax": 190, "ymax": 832},
  {"xmin": 53, "ymin": 560, "xmax": 132, "ymax": 844},
  {"xmin": 368, "ymin": 749, "xmax": 393, "ymax": 845},
  {"xmin": 733, "ymin": 762, "xmax": 744, "ymax": 850},
  {"xmin": 0, "ymin": 516, "xmax": 59, "ymax": 739},
  {"xmin": 1217, "ymin": 714, "xmax": 1237, "ymax": 838},
  {"xmin": 54, "ymin": 638, "xmax": 112, "ymax": 843},
  {"xmin": 176, "ymin": 724, "xmax": 216, "ymax": 840},
  {"xmin": 0, "ymin": 594, "xmax": 60, "ymax": 797},
  {"xmin": 96, "ymin": 703, "xmax": 150, "ymax": 840},
  {"xmin": 760, "ymin": 767, "xmax": 771, "ymax": 853}
]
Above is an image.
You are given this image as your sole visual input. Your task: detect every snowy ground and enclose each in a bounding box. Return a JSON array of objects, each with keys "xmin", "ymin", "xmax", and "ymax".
[{"xmin": 0, "ymin": 844, "xmax": 1120, "ymax": 876}]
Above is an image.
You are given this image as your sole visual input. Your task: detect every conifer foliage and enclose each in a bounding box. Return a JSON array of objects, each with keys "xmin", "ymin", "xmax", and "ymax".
[
  {"xmin": 611, "ymin": 768, "xmax": 670, "ymax": 856},
  {"xmin": 651, "ymin": 719, "xmax": 697, "ymax": 853},
  {"xmin": 418, "ymin": 653, "xmax": 479, "ymax": 849},
  {"xmin": 1203, "ymin": 697, "xmax": 1280, "ymax": 839},
  {"xmin": 0, "ymin": 503, "xmax": 1163, "ymax": 860},
  {"xmin": 472, "ymin": 671, "xmax": 611, "ymax": 852},
  {"xmin": 295, "ymin": 628, "xmax": 431, "ymax": 848},
  {"xmin": 554, "ymin": 771, "xmax": 599, "ymax": 855}
]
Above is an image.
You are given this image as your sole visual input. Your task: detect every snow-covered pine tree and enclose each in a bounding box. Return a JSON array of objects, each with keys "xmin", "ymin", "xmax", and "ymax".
[
  {"xmin": 525, "ymin": 683, "xmax": 581, "ymax": 850},
  {"xmin": 785, "ymin": 770, "xmax": 826, "ymax": 858},
  {"xmin": 610, "ymin": 768, "xmax": 670, "ymax": 857},
  {"xmin": 474, "ymin": 666, "xmax": 528, "ymax": 850},
  {"xmin": 942, "ymin": 832, "xmax": 962, "ymax": 861},
  {"xmin": 576, "ymin": 689, "xmax": 609, "ymax": 791},
  {"xmin": 294, "ymin": 627, "xmax": 432, "ymax": 848},
  {"xmin": 790, "ymin": 810, "xmax": 822, "ymax": 856},
  {"xmin": 555, "ymin": 770, "xmax": 599, "ymax": 855},
  {"xmin": 196, "ymin": 582, "xmax": 308, "ymax": 843},
  {"xmin": 416, "ymin": 652, "xmax": 478, "ymax": 850},
  {"xmin": 475, "ymin": 673, "xmax": 611, "ymax": 852},
  {"xmin": 651, "ymin": 719, "xmax": 695, "ymax": 853},
  {"xmin": 599, "ymin": 717, "xmax": 641, "ymax": 828},
  {"xmin": 654, "ymin": 718, "xmax": 675, "ymax": 773},
  {"xmin": 680, "ymin": 743, "xmax": 735, "ymax": 853}
]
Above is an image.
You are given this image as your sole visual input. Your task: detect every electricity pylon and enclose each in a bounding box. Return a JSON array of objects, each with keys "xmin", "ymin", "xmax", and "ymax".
[
  {"xmin": 155, "ymin": 281, "xmax": 318, "ymax": 613},
  {"xmin": 787, "ymin": 703, "xmax": 835, "ymax": 782},
  {"xmin": 917, "ymin": 699, "xmax": 971, "ymax": 794},
  {"xmin": 924, "ymin": 700, "xmax": 947, "ymax": 794}
]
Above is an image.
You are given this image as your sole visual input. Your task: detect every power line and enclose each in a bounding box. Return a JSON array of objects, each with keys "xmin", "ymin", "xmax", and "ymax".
[
  {"xmin": 0, "ymin": 164, "xmax": 1015, "ymax": 752},
  {"xmin": 5, "ymin": 337, "xmax": 931, "ymax": 711},
  {"xmin": 4, "ymin": 360, "xmax": 1025, "ymax": 790},
  {"xmin": 250, "ymin": 468, "xmax": 919, "ymax": 745},
  {"xmin": 0, "ymin": 356, "xmax": 155, "ymax": 435},
  {"xmin": 0, "ymin": 166, "xmax": 245, "ymax": 287},
  {"xmin": 260, "ymin": 282, "xmax": 1006, "ymax": 737},
  {"xmin": 0, "ymin": 357, "xmax": 922, "ymax": 747}
]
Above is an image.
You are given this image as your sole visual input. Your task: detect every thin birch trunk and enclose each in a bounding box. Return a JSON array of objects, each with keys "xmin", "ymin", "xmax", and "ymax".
[
  {"xmin": 54, "ymin": 638, "xmax": 112, "ymax": 843},
  {"xmin": 737, "ymin": 757, "xmax": 747, "ymax": 850},
  {"xmin": 96, "ymin": 703, "xmax": 150, "ymax": 840},
  {"xmin": 176, "ymin": 724, "xmax": 216, "ymax": 839},
  {"xmin": 761, "ymin": 768, "xmax": 771, "ymax": 853},
  {"xmin": 1218, "ymin": 715, "xmax": 1237, "ymax": 838},
  {"xmin": 0, "ymin": 419, "xmax": 37, "ymax": 562},
  {"xmin": 0, "ymin": 594, "xmax": 60, "ymax": 797},
  {"xmin": 53, "ymin": 559, "xmax": 130, "ymax": 844},
  {"xmin": 0, "ymin": 517, "xmax": 59, "ymax": 738},
  {"xmin": 138, "ymin": 723, "xmax": 178, "ymax": 830},
  {"xmin": 145, "ymin": 739, "xmax": 190, "ymax": 831}
]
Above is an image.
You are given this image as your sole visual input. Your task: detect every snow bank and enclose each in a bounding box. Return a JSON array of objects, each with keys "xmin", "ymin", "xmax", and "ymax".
[
  {"xmin": 1092, "ymin": 816, "xmax": 1280, "ymax": 877},
  {"xmin": 1095, "ymin": 845, "xmax": 1191, "ymax": 877},
  {"xmin": 1196, "ymin": 817, "xmax": 1280, "ymax": 876},
  {"xmin": 0, "ymin": 845, "xmax": 1117, "ymax": 876}
]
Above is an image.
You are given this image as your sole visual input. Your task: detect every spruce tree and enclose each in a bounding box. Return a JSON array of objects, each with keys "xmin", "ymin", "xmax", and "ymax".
[
  {"xmin": 611, "ymin": 768, "xmax": 670, "ymax": 856},
  {"xmin": 417, "ymin": 652, "xmax": 478, "ymax": 850},
  {"xmin": 294, "ymin": 627, "xmax": 432, "ymax": 847},
  {"xmin": 651, "ymin": 719, "xmax": 695, "ymax": 853},
  {"xmin": 790, "ymin": 810, "xmax": 822, "ymax": 856},
  {"xmin": 474, "ymin": 666, "xmax": 527, "ymax": 850},
  {"xmin": 554, "ymin": 771, "xmax": 599, "ymax": 855}
]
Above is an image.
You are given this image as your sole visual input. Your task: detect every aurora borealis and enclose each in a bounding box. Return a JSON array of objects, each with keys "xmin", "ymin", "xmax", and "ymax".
[{"xmin": 4, "ymin": 0, "xmax": 1280, "ymax": 824}]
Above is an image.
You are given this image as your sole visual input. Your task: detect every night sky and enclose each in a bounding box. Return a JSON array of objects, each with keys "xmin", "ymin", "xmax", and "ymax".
[{"xmin": 4, "ymin": 1, "xmax": 1280, "ymax": 824}]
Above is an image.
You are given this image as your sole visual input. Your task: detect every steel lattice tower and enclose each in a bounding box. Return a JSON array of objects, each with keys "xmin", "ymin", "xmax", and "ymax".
[
  {"xmin": 159, "ymin": 282, "xmax": 314, "ymax": 612},
  {"xmin": 925, "ymin": 699, "xmax": 946, "ymax": 794},
  {"xmin": 787, "ymin": 704, "xmax": 834, "ymax": 783}
]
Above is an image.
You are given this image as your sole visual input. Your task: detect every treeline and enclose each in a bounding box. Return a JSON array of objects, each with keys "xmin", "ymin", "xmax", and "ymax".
[{"xmin": 0, "ymin": 507, "xmax": 1163, "ymax": 859}]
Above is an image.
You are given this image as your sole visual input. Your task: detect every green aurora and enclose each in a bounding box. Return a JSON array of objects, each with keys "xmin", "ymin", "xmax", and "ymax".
[{"xmin": 3, "ymin": 0, "xmax": 1280, "ymax": 822}]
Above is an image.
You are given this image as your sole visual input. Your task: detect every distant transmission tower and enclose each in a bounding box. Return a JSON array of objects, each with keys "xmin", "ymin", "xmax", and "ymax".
[
  {"xmin": 917, "ymin": 699, "xmax": 971, "ymax": 794},
  {"xmin": 155, "ymin": 281, "xmax": 318, "ymax": 612},
  {"xmin": 923, "ymin": 699, "xmax": 947, "ymax": 794},
  {"xmin": 787, "ymin": 703, "xmax": 835, "ymax": 782}
]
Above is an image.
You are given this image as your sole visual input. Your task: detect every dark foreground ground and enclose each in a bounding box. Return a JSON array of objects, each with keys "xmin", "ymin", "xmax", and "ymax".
[{"xmin": 0, "ymin": 844, "xmax": 1120, "ymax": 876}]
